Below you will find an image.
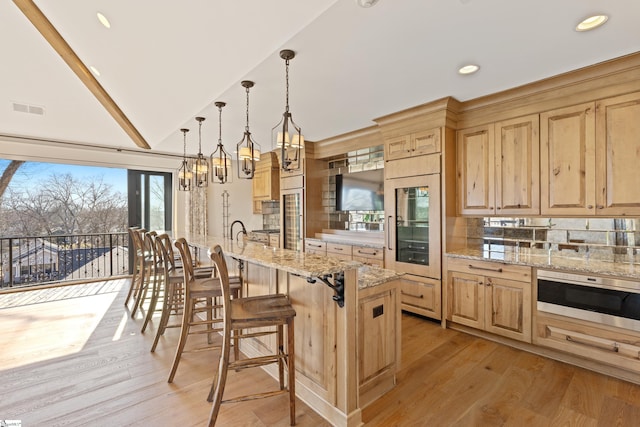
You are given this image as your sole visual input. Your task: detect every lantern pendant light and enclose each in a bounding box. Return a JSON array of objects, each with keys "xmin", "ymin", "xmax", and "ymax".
[
  {"xmin": 236, "ymin": 80, "xmax": 261, "ymax": 179},
  {"xmin": 210, "ymin": 101, "xmax": 231, "ymax": 184},
  {"xmin": 272, "ymin": 49, "xmax": 304, "ymax": 172},
  {"xmin": 177, "ymin": 128, "xmax": 192, "ymax": 191},
  {"xmin": 192, "ymin": 117, "xmax": 209, "ymax": 188}
]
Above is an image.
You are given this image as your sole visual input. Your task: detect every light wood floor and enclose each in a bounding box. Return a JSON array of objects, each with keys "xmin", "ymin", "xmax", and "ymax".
[{"xmin": 1, "ymin": 279, "xmax": 640, "ymax": 426}]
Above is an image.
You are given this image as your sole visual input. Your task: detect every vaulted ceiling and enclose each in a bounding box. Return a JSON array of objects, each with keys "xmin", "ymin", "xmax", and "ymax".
[{"xmin": 2, "ymin": 0, "xmax": 639, "ymax": 158}]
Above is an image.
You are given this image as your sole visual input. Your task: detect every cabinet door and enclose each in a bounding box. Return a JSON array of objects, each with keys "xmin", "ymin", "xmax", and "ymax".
[
  {"xmin": 252, "ymin": 169, "xmax": 268, "ymax": 213},
  {"xmin": 448, "ymin": 271, "xmax": 483, "ymax": 330},
  {"xmin": 495, "ymin": 115, "xmax": 540, "ymax": 215},
  {"xmin": 359, "ymin": 290, "xmax": 395, "ymax": 383},
  {"xmin": 385, "ymin": 135, "xmax": 411, "ymax": 160},
  {"xmin": 483, "ymin": 276, "xmax": 531, "ymax": 343},
  {"xmin": 596, "ymin": 92, "xmax": 640, "ymax": 216},
  {"xmin": 412, "ymin": 128, "xmax": 441, "ymax": 156},
  {"xmin": 457, "ymin": 124, "xmax": 495, "ymax": 215},
  {"xmin": 540, "ymin": 102, "xmax": 596, "ymax": 215}
]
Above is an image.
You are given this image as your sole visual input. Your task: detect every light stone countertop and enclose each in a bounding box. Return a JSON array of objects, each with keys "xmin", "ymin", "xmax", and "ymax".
[
  {"xmin": 447, "ymin": 247, "xmax": 640, "ymax": 280},
  {"xmin": 177, "ymin": 232, "xmax": 402, "ymax": 289},
  {"xmin": 179, "ymin": 233, "xmax": 362, "ymax": 278},
  {"xmin": 358, "ymin": 265, "xmax": 403, "ymax": 289}
]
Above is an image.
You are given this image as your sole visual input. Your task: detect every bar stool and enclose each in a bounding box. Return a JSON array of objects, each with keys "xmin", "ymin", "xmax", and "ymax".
[
  {"xmin": 125, "ymin": 228, "xmax": 152, "ymax": 314},
  {"xmin": 207, "ymin": 244, "xmax": 296, "ymax": 426},
  {"xmin": 151, "ymin": 234, "xmax": 243, "ymax": 352},
  {"xmin": 131, "ymin": 230, "xmax": 157, "ymax": 319},
  {"xmin": 168, "ymin": 238, "xmax": 241, "ymax": 383}
]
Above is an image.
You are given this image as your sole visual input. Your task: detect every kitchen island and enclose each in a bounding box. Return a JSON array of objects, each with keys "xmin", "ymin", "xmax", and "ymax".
[{"xmin": 179, "ymin": 233, "xmax": 402, "ymax": 427}]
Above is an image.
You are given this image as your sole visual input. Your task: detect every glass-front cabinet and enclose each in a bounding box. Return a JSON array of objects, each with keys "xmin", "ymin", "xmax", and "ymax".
[{"xmin": 384, "ymin": 174, "xmax": 441, "ymax": 279}]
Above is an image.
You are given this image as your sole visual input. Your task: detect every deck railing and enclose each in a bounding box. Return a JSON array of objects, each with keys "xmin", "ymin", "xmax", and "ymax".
[{"xmin": 0, "ymin": 232, "xmax": 130, "ymax": 289}]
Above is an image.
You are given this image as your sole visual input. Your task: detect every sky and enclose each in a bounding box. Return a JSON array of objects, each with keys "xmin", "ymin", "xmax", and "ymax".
[{"xmin": 0, "ymin": 159, "xmax": 128, "ymax": 194}]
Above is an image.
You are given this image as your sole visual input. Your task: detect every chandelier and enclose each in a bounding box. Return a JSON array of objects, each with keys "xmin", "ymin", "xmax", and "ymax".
[
  {"xmin": 236, "ymin": 80, "xmax": 261, "ymax": 179},
  {"xmin": 272, "ymin": 49, "xmax": 304, "ymax": 172},
  {"xmin": 210, "ymin": 101, "xmax": 231, "ymax": 184},
  {"xmin": 177, "ymin": 128, "xmax": 192, "ymax": 191},
  {"xmin": 192, "ymin": 116, "xmax": 209, "ymax": 188}
]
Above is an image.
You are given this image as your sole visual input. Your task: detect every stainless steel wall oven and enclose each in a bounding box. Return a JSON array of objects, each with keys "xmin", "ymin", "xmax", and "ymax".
[{"xmin": 537, "ymin": 269, "xmax": 640, "ymax": 332}]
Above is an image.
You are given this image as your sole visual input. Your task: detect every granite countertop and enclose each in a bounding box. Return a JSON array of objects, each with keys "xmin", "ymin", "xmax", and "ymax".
[
  {"xmin": 179, "ymin": 233, "xmax": 362, "ymax": 278},
  {"xmin": 358, "ymin": 265, "xmax": 403, "ymax": 289},
  {"xmin": 447, "ymin": 247, "xmax": 640, "ymax": 280}
]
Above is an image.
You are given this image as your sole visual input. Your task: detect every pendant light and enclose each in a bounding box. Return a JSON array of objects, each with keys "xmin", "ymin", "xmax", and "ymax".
[
  {"xmin": 236, "ymin": 80, "xmax": 261, "ymax": 179},
  {"xmin": 193, "ymin": 117, "xmax": 209, "ymax": 188},
  {"xmin": 272, "ymin": 49, "xmax": 304, "ymax": 172},
  {"xmin": 177, "ymin": 128, "xmax": 192, "ymax": 191},
  {"xmin": 210, "ymin": 101, "xmax": 231, "ymax": 184}
]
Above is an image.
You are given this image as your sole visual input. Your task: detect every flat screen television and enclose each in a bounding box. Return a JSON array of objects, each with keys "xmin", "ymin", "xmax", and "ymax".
[{"xmin": 335, "ymin": 169, "xmax": 384, "ymax": 211}]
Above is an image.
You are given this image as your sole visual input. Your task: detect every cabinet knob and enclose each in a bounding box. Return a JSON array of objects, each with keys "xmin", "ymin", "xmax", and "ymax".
[
  {"xmin": 587, "ymin": 205, "xmax": 593, "ymax": 209},
  {"xmin": 597, "ymin": 205, "xmax": 604, "ymax": 210}
]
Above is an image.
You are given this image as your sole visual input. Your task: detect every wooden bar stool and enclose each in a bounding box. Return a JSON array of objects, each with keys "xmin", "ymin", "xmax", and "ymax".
[
  {"xmin": 168, "ymin": 238, "xmax": 241, "ymax": 383},
  {"xmin": 131, "ymin": 230, "xmax": 157, "ymax": 319},
  {"xmin": 207, "ymin": 244, "xmax": 296, "ymax": 426}
]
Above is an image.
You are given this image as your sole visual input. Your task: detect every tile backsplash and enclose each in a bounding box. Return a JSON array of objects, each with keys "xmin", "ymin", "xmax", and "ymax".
[
  {"xmin": 261, "ymin": 201, "xmax": 280, "ymax": 230},
  {"xmin": 467, "ymin": 217, "xmax": 639, "ymax": 260}
]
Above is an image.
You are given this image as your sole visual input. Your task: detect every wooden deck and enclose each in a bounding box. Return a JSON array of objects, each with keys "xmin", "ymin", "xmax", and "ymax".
[{"xmin": 1, "ymin": 279, "xmax": 640, "ymax": 426}]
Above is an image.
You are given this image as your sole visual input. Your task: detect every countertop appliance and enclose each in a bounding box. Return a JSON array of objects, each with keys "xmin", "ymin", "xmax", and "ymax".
[{"xmin": 537, "ymin": 269, "xmax": 640, "ymax": 332}]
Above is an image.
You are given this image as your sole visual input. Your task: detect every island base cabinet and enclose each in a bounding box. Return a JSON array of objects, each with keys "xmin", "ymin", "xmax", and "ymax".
[
  {"xmin": 358, "ymin": 280, "xmax": 401, "ymax": 408},
  {"xmin": 400, "ymin": 275, "xmax": 441, "ymax": 320},
  {"xmin": 535, "ymin": 312, "xmax": 640, "ymax": 374}
]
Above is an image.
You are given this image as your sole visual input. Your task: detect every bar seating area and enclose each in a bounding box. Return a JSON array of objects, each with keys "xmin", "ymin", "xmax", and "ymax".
[{"xmin": 123, "ymin": 229, "xmax": 298, "ymax": 426}]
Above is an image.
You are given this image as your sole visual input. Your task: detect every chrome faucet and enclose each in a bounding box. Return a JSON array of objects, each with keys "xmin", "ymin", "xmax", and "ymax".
[{"xmin": 230, "ymin": 220, "xmax": 247, "ymax": 241}]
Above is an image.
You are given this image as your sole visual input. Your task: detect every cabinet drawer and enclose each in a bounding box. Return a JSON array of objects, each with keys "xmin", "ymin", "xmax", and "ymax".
[
  {"xmin": 353, "ymin": 246, "xmax": 384, "ymax": 260},
  {"xmin": 447, "ymin": 257, "xmax": 531, "ymax": 282},
  {"xmin": 305, "ymin": 240, "xmax": 326, "ymax": 255},
  {"xmin": 353, "ymin": 246, "xmax": 384, "ymax": 267},
  {"xmin": 400, "ymin": 275, "xmax": 441, "ymax": 319},
  {"xmin": 535, "ymin": 313, "xmax": 640, "ymax": 373},
  {"xmin": 327, "ymin": 242, "xmax": 352, "ymax": 256}
]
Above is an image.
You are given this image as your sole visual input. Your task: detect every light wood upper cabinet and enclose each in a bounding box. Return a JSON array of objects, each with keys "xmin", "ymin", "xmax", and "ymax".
[
  {"xmin": 385, "ymin": 127, "xmax": 441, "ymax": 161},
  {"xmin": 457, "ymin": 115, "xmax": 539, "ymax": 216},
  {"xmin": 541, "ymin": 92, "xmax": 640, "ymax": 216},
  {"xmin": 495, "ymin": 115, "xmax": 540, "ymax": 215},
  {"xmin": 540, "ymin": 102, "xmax": 596, "ymax": 215},
  {"xmin": 252, "ymin": 152, "xmax": 279, "ymax": 213},
  {"xmin": 457, "ymin": 124, "xmax": 495, "ymax": 215},
  {"xmin": 595, "ymin": 92, "xmax": 640, "ymax": 216}
]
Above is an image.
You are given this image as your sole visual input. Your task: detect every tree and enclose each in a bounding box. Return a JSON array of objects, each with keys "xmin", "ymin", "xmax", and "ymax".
[
  {"xmin": 0, "ymin": 160, "xmax": 25, "ymax": 200},
  {"xmin": 0, "ymin": 171, "xmax": 127, "ymax": 236}
]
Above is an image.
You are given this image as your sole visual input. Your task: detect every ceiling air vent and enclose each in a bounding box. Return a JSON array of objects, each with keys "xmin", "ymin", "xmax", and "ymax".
[{"xmin": 12, "ymin": 102, "xmax": 45, "ymax": 116}]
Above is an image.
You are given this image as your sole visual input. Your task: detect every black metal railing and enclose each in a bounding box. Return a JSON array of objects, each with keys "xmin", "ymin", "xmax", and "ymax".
[{"xmin": 0, "ymin": 232, "xmax": 130, "ymax": 289}]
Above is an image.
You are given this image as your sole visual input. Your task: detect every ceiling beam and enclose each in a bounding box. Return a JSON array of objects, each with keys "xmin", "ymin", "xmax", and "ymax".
[{"xmin": 12, "ymin": 0, "xmax": 151, "ymax": 150}]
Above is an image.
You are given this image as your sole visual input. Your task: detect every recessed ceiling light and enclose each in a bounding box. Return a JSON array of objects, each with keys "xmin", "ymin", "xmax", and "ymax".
[
  {"xmin": 576, "ymin": 14, "xmax": 608, "ymax": 32},
  {"xmin": 356, "ymin": 0, "xmax": 380, "ymax": 8},
  {"xmin": 97, "ymin": 12, "xmax": 111, "ymax": 29},
  {"xmin": 89, "ymin": 66, "xmax": 101, "ymax": 76},
  {"xmin": 458, "ymin": 64, "xmax": 480, "ymax": 75}
]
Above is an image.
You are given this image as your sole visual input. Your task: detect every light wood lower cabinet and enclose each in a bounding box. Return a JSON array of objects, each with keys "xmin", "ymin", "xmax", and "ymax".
[
  {"xmin": 447, "ymin": 257, "xmax": 532, "ymax": 343},
  {"xmin": 358, "ymin": 279, "xmax": 401, "ymax": 408},
  {"xmin": 399, "ymin": 274, "xmax": 441, "ymax": 320},
  {"xmin": 535, "ymin": 312, "xmax": 640, "ymax": 374}
]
